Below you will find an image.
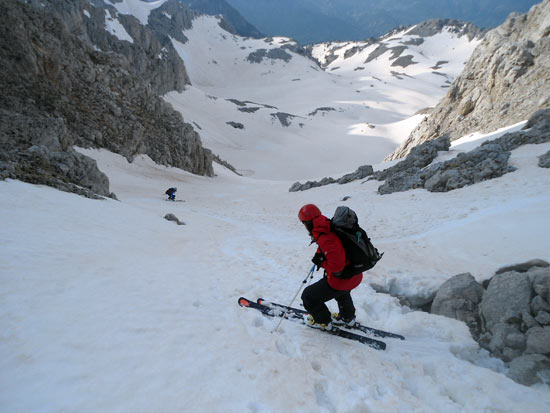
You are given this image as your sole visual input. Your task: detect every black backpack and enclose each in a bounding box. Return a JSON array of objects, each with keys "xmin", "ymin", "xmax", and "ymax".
[{"xmin": 330, "ymin": 206, "xmax": 383, "ymax": 278}]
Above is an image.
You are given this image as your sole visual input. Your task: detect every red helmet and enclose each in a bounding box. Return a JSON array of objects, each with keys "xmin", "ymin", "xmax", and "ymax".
[{"xmin": 298, "ymin": 204, "xmax": 321, "ymax": 222}]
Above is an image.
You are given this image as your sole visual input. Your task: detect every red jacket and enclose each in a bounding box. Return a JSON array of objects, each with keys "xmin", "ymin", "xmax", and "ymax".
[{"xmin": 311, "ymin": 215, "xmax": 363, "ymax": 291}]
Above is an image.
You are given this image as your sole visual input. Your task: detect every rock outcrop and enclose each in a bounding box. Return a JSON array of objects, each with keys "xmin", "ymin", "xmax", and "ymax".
[
  {"xmin": 1, "ymin": 0, "xmax": 213, "ymax": 198},
  {"xmin": 429, "ymin": 260, "xmax": 550, "ymax": 386},
  {"xmin": 375, "ymin": 109, "xmax": 550, "ymax": 195},
  {"xmin": 289, "ymin": 165, "xmax": 374, "ymax": 192},
  {"xmin": 25, "ymin": 0, "xmax": 192, "ymax": 96},
  {"xmin": 388, "ymin": 0, "xmax": 550, "ymax": 160},
  {"xmin": 431, "ymin": 273, "xmax": 485, "ymax": 339}
]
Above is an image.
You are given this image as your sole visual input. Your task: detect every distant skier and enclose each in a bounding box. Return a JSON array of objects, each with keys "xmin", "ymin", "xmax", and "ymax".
[
  {"xmin": 165, "ymin": 187, "xmax": 177, "ymax": 201},
  {"xmin": 298, "ymin": 204, "xmax": 363, "ymax": 330}
]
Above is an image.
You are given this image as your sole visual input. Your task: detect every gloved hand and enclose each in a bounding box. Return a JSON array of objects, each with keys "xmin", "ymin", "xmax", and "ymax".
[{"xmin": 311, "ymin": 251, "xmax": 326, "ymax": 270}]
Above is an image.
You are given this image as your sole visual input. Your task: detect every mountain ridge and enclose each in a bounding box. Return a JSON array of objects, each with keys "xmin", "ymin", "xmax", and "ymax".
[{"xmin": 388, "ymin": 0, "xmax": 550, "ymax": 160}]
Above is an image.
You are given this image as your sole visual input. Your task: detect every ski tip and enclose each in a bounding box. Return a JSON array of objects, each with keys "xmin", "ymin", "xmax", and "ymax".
[
  {"xmin": 238, "ymin": 297, "xmax": 251, "ymax": 307},
  {"xmin": 257, "ymin": 298, "xmax": 265, "ymax": 304}
]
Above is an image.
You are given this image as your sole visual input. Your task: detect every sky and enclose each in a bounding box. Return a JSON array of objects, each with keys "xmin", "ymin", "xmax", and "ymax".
[{"xmin": 224, "ymin": 0, "xmax": 542, "ymax": 43}]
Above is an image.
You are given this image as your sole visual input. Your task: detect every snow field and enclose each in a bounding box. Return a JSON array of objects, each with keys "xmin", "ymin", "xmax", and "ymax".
[
  {"xmin": 2, "ymin": 131, "xmax": 550, "ymax": 411},
  {"xmin": 2, "ymin": 1, "xmax": 549, "ymax": 411}
]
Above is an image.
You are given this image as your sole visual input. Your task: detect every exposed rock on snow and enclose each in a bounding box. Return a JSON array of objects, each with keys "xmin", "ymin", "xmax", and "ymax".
[
  {"xmin": 407, "ymin": 19, "xmax": 485, "ymax": 41},
  {"xmin": 308, "ymin": 107, "xmax": 336, "ymax": 116},
  {"xmin": 431, "ymin": 273, "xmax": 484, "ymax": 339},
  {"xmin": 388, "ymin": 259, "xmax": 550, "ymax": 386},
  {"xmin": 164, "ymin": 213, "xmax": 185, "ymax": 225},
  {"xmin": 288, "ymin": 165, "xmax": 374, "ymax": 192},
  {"xmin": 308, "ymin": 19, "xmax": 484, "ymax": 70},
  {"xmin": 426, "ymin": 259, "xmax": 550, "ymax": 386},
  {"xmin": 376, "ymin": 109, "xmax": 550, "ymax": 194},
  {"xmin": 270, "ymin": 112, "xmax": 300, "ymax": 127},
  {"xmin": 389, "ymin": 0, "xmax": 550, "ymax": 160},
  {"xmin": 247, "ymin": 48, "xmax": 292, "ymax": 63},
  {"xmin": 539, "ymin": 150, "xmax": 550, "ymax": 167},
  {"xmin": 226, "ymin": 121, "xmax": 244, "ymax": 129}
]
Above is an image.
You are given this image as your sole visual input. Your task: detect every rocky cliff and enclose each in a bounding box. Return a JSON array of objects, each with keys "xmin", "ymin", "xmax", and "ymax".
[
  {"xmin": 388, "ymin": 0, "xmax": 550, "ymax": 160},
  {"xmin": 0, "ymin": 0, "xmax": 213, "ymax": 198}
]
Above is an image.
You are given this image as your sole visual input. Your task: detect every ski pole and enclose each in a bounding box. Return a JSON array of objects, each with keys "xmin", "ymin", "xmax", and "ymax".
[{"xmin": 272, "ymin": 264, "xmax": 316, "ymax": 333}]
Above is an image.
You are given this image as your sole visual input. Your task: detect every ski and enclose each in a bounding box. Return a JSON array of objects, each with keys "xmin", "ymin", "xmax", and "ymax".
[
  {"xmin": 238, "ymin": 297, "xmax": 386, "ymax": 350},
  {"xmin": 257, "ymin": 298, "xmax": 405, "ymax": 341}
]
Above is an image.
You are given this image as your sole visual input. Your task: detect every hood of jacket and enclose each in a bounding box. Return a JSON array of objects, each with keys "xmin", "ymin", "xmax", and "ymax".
[{"xmin": 311, "ymin": 215, "xmax": 331, "ymax": 240}]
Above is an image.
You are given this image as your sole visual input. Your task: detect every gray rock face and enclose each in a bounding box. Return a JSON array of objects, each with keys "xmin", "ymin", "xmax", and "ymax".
[
  {"xmin": 431, "ymin": 273, "xmax": 484, "ymax": 338},
  {"xmin": 28, "ymin": 0, "xmax": 192, "ymax": 96},
  {"xmin": 1, "ymin": 0, "xmax": 213, "ymax": 198},
  {"xmin": 389, "ymin": 1, "xmax": 550, "ymax": 160}
]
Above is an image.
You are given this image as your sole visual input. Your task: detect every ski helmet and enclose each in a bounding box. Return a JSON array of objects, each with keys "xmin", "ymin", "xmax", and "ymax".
[{"xmin": 298, "ymin": 204, "xmax": 321, "ymax": 222}]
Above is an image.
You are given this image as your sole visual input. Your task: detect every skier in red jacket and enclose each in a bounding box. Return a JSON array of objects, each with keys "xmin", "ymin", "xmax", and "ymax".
[{"xmin": 298, "ymin": 204, "xmax": 363, "ymax": 330}]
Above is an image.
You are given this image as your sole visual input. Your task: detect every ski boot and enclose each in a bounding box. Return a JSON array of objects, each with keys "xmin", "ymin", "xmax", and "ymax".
[
  {"xmin": 304, "ymin": 314, "xmax": 333, "ymax": 331},
  {"xmin": 331, "ymin": 312, "xmax": 357, "ymax": 328}
]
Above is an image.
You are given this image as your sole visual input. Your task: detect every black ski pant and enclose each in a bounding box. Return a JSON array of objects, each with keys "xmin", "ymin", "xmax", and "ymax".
[{"xmin": 301, "ymin": 277, "xmax": 356, "ymax": 325}]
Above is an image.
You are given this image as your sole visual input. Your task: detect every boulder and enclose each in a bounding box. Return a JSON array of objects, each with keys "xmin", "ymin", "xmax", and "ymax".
[
  {"xmin": 525, "ymin": 327, "xmax": 550, "ymax": 355},
  {"xmin": 486, "ymin": 323, "xmax": 525, "ymax": 360},
  {"xmin": 535, "ymin": 311, "xmax": 550, "ymax": 326},
  {"xmin": 530, "ymin": 266, "xmax": 550, "ymax": 299},
  {"xmin": 430, "ymin": 273, "xmax": 484, "ymax": 337},
  {"xmin": 531, "ymin": 295, "xmax": 550, "ymax": 314},
  {"xmin": 480, "ymin": 271, "xmax": 532, "ymax": 331},
  {"xmin": 507, "ymin": 354, "xmax": 550, "ymax": 386},
  {"xmin": 496, "ymin": 259, "xmax": 549, "ymax": 275}
]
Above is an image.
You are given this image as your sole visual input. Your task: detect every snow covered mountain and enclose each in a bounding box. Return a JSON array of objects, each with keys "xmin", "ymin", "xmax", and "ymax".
[
  {"xmin": 390, "ymin": 0, "xmax": 550, "ymax": 159},
  {"xmin": 164, "ymin": 14, "xmax": 483, "ymax": 179},
  {"xmin": 2, "ymin": 1, "xmax": 550, "ymax": 411}
]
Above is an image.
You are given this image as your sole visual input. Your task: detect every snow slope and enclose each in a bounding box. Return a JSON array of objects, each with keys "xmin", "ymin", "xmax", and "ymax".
[
  {"xmin": 164, "ymin": 15, "xmax": 481, "ymax": 180},
  {"xmin": 2, "ymin": 2, "xmax": 549, "ymax": 411},
  {"xmin": 1, "ymin": 123, "xmax": 550, "ymax": 411}
]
